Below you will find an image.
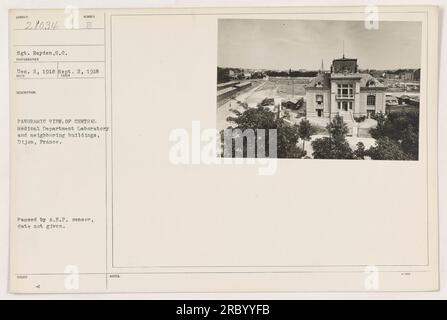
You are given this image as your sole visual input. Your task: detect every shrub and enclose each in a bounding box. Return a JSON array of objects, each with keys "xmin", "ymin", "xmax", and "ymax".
[
  {"xmin": 354, "ymin": 116, "xmax": 366, "ymax": 123},
  {"xmin": 259, "ymin": 97, "xmax": 275, "ymax": 107},
  {"xmin": 366, "ymin": 137, "xmax": 409, "ymax": 160}
]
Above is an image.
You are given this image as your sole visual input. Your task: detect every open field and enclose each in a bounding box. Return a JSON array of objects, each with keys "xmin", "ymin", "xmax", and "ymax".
[
  {"xmin": 217, "ymin": 77, "xmax": 311, "ymax": 130},
  {"xmin": 255, "ymin": 77, "xmax": 310, "ymax": 101}
]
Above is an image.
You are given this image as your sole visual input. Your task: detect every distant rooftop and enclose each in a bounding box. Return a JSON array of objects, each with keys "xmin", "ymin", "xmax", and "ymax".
[
  {"xmin": 217, "ymin": 80, "xmax": 240, "ymax": 88},
  {"xmin": 235, "ymin": 81, "xmax": 251, "ymax": 87},
  {"xmin": 217, "ymin": 86, "xmax": 237, "ymax": 96}
]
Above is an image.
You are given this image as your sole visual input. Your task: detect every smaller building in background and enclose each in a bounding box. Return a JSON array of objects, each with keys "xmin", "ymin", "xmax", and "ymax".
[
  {"xmin": 216, "ymin": 80, "xmax": 252, "ymax": 107},
  {"xmin": 384, "ymin": 69, "xmax": 421, "ymax": 82},
  {"xmin": 385, "ymin": 94, "xmax": 399, "ymax": 106}
]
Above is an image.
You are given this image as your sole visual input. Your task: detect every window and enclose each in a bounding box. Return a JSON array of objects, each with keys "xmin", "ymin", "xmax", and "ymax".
[
  {"xmin": 337, "ymin": 84, "xmax": 354, "ymax": 97},
  {"xmin": 367, "ymin": 95, "xmax": 376, "ymax": 106},
  {"xmin": 316, "ymin": 94, "xmax": 323, "ymax": 107},
  {"xmin": 337, "ymin": 101, "xmax": 352, "ymax": 112},
  {"xmin": 317, "ymin": 110, "xmax": 322, "ymax": 117}
]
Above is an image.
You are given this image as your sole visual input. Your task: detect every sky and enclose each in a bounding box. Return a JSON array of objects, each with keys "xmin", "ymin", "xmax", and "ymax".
[{"xmin": 218, "ymin": 19, "xmax": 422, "ymax": 70}]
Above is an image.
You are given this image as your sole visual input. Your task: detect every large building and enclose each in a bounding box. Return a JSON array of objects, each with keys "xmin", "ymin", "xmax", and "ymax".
[{"xmin": 305, "ymin": 56, "xmax": 387, "ymax": 119}]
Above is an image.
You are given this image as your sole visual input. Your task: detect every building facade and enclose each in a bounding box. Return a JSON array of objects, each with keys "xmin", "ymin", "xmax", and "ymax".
[{"xmin": 305, "ymin": 57, "xmax": 387, "ymax": 119}]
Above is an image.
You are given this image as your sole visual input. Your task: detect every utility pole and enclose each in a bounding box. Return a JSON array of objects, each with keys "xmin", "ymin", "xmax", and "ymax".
[{"xmin": 292, "ymin": 79, "xmax": 294, "ymax": 98}]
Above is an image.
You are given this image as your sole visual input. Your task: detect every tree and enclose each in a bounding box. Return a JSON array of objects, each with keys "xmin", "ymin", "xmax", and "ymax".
[
  {"xmin": 327, "ymin": 114, "xmax": 349, "ymax": 142},
  {"xmin": 224, "ymin": 106, "xmax": 306, "ymax": 159},
  {"xmin": 370, "ymin": 111, "xmax": 419, "ymax": 160},
  {"xmin": 311, "ymin": 137, "xmax": 353, "ymax": 159},
  {"xmin": 401, "ymin": 124, "xmax": 419, "ymax": 160},
  {"xmin": 217, "ymin": 67, "xmax": 230, "ymax": 84},
  {"xmin": 297, "ymin": 119, "xmax": 313, "ymax": 150},
  {"xmin": 353, "ymin": 142, "xmax": 366, "ymax": 160},
  {"xmin": 311, "ymin": 115, "xmax": 354, "ymax": 159},
  {"xmin": 366, "ymin": 137, "xmax": 409, "ymax": 160},
  {"xmin": 276, "ymin": 120, "xmax": 307, "ymax": 158}
]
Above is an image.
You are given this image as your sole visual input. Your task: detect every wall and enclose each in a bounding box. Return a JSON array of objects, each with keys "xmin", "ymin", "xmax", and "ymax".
[
  {"xmin": 306, "ymin": 89, "xmax": 330, "ymax": 117},
  {"xmin": 360, "ymin": 90, "xmax": 387, "ymax": 115}
]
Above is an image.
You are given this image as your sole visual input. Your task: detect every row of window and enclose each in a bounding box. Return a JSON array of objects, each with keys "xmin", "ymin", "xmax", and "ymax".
[
  {"xmin": 337, "ymin": 84, "xmax": 353, "ymax": 97},
  {"xmin": 316, "ymin": 109, "xmax": 376, "ymax": 118},
  {"xmin": 315, "ymin": 94, "xmax": 376, "ymax": 106}
]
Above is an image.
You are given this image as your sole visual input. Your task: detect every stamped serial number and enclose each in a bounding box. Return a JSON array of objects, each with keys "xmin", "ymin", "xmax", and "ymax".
[{"xmin": 24, "ymin": 20, "xmax": 58, "ymax": 30}]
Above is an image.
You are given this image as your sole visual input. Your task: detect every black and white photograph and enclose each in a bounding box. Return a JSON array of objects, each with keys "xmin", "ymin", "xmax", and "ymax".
[{"xmin": 217, "ymin": 19, "xmax": 422, "ymax": 160}]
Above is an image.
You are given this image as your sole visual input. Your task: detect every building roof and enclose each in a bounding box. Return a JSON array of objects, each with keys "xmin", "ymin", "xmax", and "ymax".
[
  {"xmin": 217, "ymin": 80, "xmax": 240, "ymax": 89},
  {"xmin": 305, "ymin": 72, "xmax": 385, "ymax": 90},
  {"xmin": 332, "ymin": 57, "xmax": 357, "ymax": 62},
  {"xmin": 235, "ymin": 81, "xmax": 251, "ymax": 87},
  {"xmin": 217, "ymin": 86, "xmax": 237, "ymax": 96},
  {"xmin": 358, "ymin": 73, "xmax": 386, "ymax": 88},
  {"xmin": 304, "ymin": 72, "xmax": 331, "ymax": 89}
]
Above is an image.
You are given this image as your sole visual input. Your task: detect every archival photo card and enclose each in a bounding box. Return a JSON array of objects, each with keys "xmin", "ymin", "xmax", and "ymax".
[{"xmin": 8, "ymin": 6, "xmax": 438, "ymax": 293}]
